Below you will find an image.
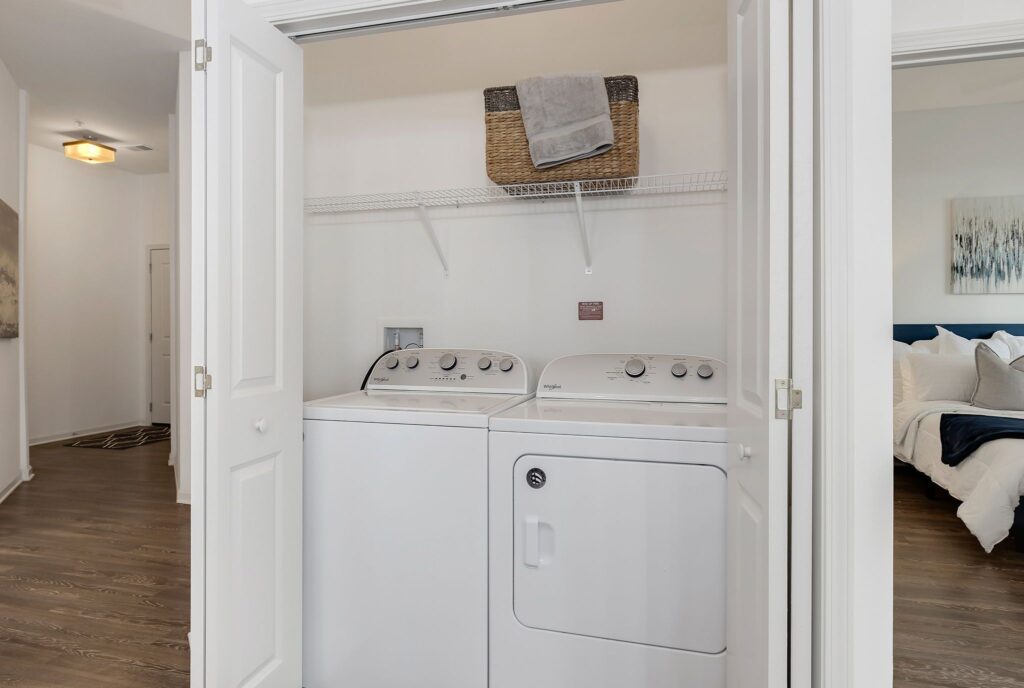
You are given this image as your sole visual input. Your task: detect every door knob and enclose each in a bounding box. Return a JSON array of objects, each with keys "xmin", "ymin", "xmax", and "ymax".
[{"xmin": 254, "ymin": 419, "xmax": 267, "ymax": 434}]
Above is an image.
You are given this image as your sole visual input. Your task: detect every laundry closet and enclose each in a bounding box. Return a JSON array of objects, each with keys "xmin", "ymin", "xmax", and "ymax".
[
  {"xmin": 301, "ymin": 0, "xmax": 729, "ymax": 397},
  {"xmin": 190, "ymin": 0, "xmax": 796, "ymax": 685}
]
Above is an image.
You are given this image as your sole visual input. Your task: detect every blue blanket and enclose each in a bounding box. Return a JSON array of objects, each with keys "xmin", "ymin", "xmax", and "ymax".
[{"xmin": 939, "ymin": 414, "xmax": 1024, "ymax": 467}]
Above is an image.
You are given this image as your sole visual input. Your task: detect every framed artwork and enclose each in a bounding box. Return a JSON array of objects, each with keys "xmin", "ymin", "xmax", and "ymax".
[
  {"xmin": 0, "ymin": 198, "xmax": 17, "ymax": 338},
  {"xmin": 951, "ymin": 195, "xmax": 1024, "ymax": 294}
]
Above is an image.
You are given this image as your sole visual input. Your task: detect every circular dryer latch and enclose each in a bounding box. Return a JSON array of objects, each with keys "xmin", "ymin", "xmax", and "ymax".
[{"xmin": 526, "ymin": 468, "xmax": 547, "ymax": 489}]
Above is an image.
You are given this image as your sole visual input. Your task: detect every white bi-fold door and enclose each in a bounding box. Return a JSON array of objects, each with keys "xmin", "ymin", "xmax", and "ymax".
[
  {"xmin": 193, "ymin": 0, "xmax": 304, "ymax": 686},
  {"xmin": 726, "ymin": 0, "xmax": 806, "ymax": 686}
]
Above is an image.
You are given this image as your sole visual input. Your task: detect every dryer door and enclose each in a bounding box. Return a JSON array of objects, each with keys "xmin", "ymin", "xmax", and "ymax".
[{"xmin": 512, "ymin": 455, "xmax": 726, "ymax": 654}]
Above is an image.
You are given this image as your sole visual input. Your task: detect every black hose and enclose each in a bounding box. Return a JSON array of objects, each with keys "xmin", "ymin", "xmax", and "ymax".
[{"xmin": 360, "ymin": 350, "xmax": 396, "ymax": 391}]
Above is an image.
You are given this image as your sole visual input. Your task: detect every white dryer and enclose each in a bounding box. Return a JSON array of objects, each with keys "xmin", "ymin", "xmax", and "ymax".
[
  {"xmin": 488, "ymin": 353, "xmax": 727, "ymax": 688},
  {"xmin": 303, "ymin": 348, "xmax": 533, "ymax": 688}
]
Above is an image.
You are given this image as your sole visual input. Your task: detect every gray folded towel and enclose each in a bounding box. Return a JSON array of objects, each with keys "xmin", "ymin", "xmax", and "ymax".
[{"xmin": 515, "ymin": 73, "xmax": 615, "ymax": 170}]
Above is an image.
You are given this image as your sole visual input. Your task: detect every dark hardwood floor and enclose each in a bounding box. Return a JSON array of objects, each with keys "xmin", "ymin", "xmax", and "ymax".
[
  {"xmin": 0, "ymin": 438, "xmax": 189, "ymax": 687},
  {"xmin": 895, "ymin": 468, "xmax": 1024, "ymax": 687}
]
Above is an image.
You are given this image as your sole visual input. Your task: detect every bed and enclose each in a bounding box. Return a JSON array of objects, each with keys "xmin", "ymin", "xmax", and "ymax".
[{"xmin": 894, "ymin": 324, "xmax": 1024, "ymax": 553}]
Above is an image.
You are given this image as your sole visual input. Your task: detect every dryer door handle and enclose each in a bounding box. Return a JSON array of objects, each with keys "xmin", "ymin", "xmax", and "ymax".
[{"xmin": 524, "ymin": 516, "xmax": 540, "ymax": 568}]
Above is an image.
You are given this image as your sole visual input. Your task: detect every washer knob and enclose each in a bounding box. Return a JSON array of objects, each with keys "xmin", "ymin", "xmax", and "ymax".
[
  {"xmin": 478, "ymin": 357, "xmax": 492, "ymax": 371},
  {"xmin": 384, "ymin": 356, "xmax": 400, "ymax": 370},
  {"xmin": 624, "ymin": 358, "xmax": 646, "ymax": 378},
  {"xmin": 439, "ymin": 353, "xmax": 458, "ymax": 371},
  {"xmin": 499, "ymin": 357, "xmax": 515, "ymax": 372},
  {"xmin": 406, "ymin": 356, "xmax": 420, "ymax": 369},
  {"xmin": 697, "ymin": 363, "xmax": 714, "ymax": 379},
  {"xmin": 671, "ymin": 363, "xmax": 688, "ymax": 378}
]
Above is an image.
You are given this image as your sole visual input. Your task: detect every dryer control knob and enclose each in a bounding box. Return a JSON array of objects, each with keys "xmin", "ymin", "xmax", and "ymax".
[
  {"xmin": 478, "ymin": 357, "xmax": 492, "ymax": 371},
  {"xmin": 406, "ymin": 356, "xmax": 420, "ymax": 369},
  {"xmin": 671, "ymin": 363, "xmax": 688, "ymax": 378},
  {"xmin": 697, "ymin": 363, "xmax": 714, "ymax": 379},
  {"xmin": 499, "ymin": 358, "xmax": 515, "ymax": 372},
  {"xmin": 384, "ymin": 356, "xmax": 399, "ymax": 370},
  {"xmin": 624, "ymin": 358, "xmax": 646, "ymax": 378},
  {"xmin": 439, "ymin": 353, "xmax": 458, "ymax": 371}
]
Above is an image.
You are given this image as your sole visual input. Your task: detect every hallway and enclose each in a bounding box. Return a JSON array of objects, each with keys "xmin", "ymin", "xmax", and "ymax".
[{"xmin": 0, "ymin": 438, "xmax": 189, "ymax": 687}]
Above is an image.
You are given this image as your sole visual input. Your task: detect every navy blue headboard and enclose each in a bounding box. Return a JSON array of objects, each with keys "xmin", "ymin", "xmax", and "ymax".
[{"xmin": 893, "ymin": 324, "xmax": 1024, "ymax": 344}]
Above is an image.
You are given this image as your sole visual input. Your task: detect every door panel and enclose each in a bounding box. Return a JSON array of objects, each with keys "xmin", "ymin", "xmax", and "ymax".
[
  {"xmin": 727, "ymin": 0, "xmax": 790, "ymax": 686},
  {"xmin": 199, "ymin": 1, "xmax": 304, "ymax": 686}
]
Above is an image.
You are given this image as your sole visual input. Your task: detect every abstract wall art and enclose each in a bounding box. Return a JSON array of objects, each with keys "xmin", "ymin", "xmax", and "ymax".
[
  {"xmin": 951, "ymin": 195, "xmax": 1024, "ymax": 294},
  {"xmin": 0, "ymin": 197, "xmax": 17, "ymax": 338}
]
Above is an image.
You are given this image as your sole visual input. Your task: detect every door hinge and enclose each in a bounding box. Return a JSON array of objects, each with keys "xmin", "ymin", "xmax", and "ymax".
[
  {"xmin": 149, "ymin": 402, "xmax": 153, "ymax": 412},
  {"xmin": 775, "ymin": 378, "xmax": 803, "ymax": 420},
  {"xmin": 194, "ymin": 365, "xmax": 213, "ymax": 398},
  {"xmin": 195, "ymin": 39, "xmax": 213, "ymax": 71},
  {"xmin": 149, "ymin": 332, "xmax": 153, "ymax": 342}
]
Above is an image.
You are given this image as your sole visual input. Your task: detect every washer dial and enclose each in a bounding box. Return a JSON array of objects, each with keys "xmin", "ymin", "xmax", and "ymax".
[
  {"xmin": 439, "ymin": 353, "xmax": 458, "ymax": 371},
  {"xmin": 499, "ymin": 358, "xmax": 515, "ymax": 372},
  {"xmin": 384, "ymin": 356, "xmax": 400, "ymax": 370},
  {"xmin": 406, "ymin": 356, "xmax": 420, "ymax": 369},
  {"xmin": 624, "ymin": 358, "xmax": 646, "ymax": 378},
  {"xmin": 697, "ymin": 363, "xmax": 714, "ymax": 379},
  {"xmin": 671, "ymin": 363, "xmax": 688, "ymax": 378},
  {"xmin": 478, "ymin": 357, "xmax": 492, "ymax": 371}
]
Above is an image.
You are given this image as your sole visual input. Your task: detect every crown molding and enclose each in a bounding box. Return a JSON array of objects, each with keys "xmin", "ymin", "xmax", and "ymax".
[{"xmin": 893, "ymin": 19, "xmax": 1024, "ymax": 67}]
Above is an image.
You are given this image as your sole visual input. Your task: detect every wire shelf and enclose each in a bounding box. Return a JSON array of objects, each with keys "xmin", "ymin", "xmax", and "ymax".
[{"xmin": 304, "ymin": 171, "xmax": 727, "ymax": 214}]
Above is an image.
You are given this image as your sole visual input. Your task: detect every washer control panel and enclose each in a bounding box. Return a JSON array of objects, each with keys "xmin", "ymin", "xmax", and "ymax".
[
  {"xmin": 366, "ymin": 348, "xmax": 531, "ymax": 394},
  {"xmin": 537, "ymin": 354, "xmax": 726, "ymax": 403}
]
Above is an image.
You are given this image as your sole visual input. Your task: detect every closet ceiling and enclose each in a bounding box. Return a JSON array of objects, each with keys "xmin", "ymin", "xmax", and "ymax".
[
  {"xmin": 894, "ymin": 56, "xmax": 1024, "ymax": 112},
  {"xmin": 0, "ymin": 0, "xmax": 189, "ymax": 174}
]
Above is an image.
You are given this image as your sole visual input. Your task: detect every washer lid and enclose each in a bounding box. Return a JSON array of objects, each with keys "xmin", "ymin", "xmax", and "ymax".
[
  {"xmin": 304, "ymin": 390, "xmax": 534, "ymax": 427},
  {"xmin": 489, "ymin": 398, "xmax": 727, "ymax": 441}
]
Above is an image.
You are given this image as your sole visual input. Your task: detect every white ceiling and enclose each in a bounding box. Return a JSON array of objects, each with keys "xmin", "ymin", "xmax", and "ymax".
[
  {"xmin": 894, "ymin": 56, "xmax": 1024, "ymax": 112},
  {"xmin": 0, "ymin": 0, "xmax": 189, "ymax": 174}
]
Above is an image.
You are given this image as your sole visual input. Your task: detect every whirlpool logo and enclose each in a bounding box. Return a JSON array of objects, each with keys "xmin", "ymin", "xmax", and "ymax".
[
  {"xmin": 372, "ymin": 377, "xmax": 390, "ymax": 383},
  {"xmin": 542, "ymin": 383, "xmax": 562, "ymax": 390}
]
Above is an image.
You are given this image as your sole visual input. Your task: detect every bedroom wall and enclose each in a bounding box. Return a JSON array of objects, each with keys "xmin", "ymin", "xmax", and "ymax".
[
  {"xmin": 0, "ymin": 56, "xmax": 24, "ymax": 499},
  {"xmin": 893, "ymin": 0, "xmax": 1024, "ymax": 34},
  {"xmin": 24, "ymin": 144, "xmax": 171, "ymax": 444},
  {"xmin": 892, "ymin": 100, "xmax": 1024, "ymax": 324},
  {"xmin": 302, "ymin": 0, "xmax": 728, "ymax": 398}
]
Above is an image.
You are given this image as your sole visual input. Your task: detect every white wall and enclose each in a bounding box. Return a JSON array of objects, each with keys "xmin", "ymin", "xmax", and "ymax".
[
  {"xmin": 303, "ymin": 0, "xmax": 728, "ymax": 398},
  {"xmin": 25, "ymin": 144, "xmax": 171, "ymax": 444},
  {"xmin": 893, "ymin": 0, "xmax": 1024, "ymax": 35},
  {"xmin": 0, "ymin": 57, "xmax": 24, "ymax": 498},
  {"xmin": 893, "ymin": 101, "xmax": 1024, "ymax": 323}
]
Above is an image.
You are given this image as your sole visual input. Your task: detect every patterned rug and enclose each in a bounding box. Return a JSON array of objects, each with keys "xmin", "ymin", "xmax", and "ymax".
[{"xmin": 65, "ymin": 425, "xmax": 171, "ymax": 450}]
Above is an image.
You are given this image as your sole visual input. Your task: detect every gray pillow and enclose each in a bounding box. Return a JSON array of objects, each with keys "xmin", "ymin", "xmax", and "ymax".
[{"xmin": 971, "ymin": 343, "xmax": 1024, "ymax": 411}]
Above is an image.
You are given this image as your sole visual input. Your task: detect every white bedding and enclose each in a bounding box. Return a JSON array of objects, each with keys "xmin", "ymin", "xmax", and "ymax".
[{"xmin": 894, "ymin": 400, "xmax": 1024, "ymax": 552}]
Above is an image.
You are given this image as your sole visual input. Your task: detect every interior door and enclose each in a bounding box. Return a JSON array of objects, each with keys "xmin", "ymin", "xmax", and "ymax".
[
  {"xmin": 726, "ymin": 0, "xmax": 791, "ymax": 687},
  {"xmin": 196, "ymin": 0, "xmax": 304, "ymax": 686},
  {"xmin": 150, "ymin": 247, "xmax": 172, "ymax": 425}
]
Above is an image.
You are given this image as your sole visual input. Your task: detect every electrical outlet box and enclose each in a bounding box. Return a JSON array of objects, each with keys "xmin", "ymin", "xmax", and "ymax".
[{"xmin": 383, "ymin": 326, "xmax": 424, "ymax": 352}]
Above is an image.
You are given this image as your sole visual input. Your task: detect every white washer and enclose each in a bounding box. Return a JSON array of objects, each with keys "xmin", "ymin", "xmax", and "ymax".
[
  {"xmin": 488, "ymin": 353, "xmax": 728, "ymax": 688},
  {"xmin": 303, "ymin": 349, "xmax": 533, "ymax": 688}
]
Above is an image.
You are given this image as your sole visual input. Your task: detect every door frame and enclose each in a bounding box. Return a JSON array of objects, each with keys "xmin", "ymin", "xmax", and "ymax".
[
  {"xmin": 145, "ymin": 244, "xmax": 171, "ymax": 429},
  {"xmin": 814, "ymin": 0, "xmax": 893, "ymax": 686}
]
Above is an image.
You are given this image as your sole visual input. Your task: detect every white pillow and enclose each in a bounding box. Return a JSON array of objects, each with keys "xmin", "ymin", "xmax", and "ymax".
[
  {"xmin": 932, "ymin": 326, "xmax": 1012, "ymax": 359},
  {"xmin": 992, "ymin": 330, "xmax": 1024, "ymax": 359},
  {"xmin": 893, "ymin": 341, "xmax": 911, "ymax": 404},
  {"xmin": 901, "ymin": 353, "xmax": 978, "ymax": 403},
  {"xmin": 909, "ymin": 335, "xmax": 940, "ymax": 354}
]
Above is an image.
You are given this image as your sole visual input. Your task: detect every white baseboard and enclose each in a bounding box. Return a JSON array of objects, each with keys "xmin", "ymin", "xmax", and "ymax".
[
  {"xmin": 177, "ymin": 490, "xmax": 191, "ymax": 505},
  {"xmin": 0, "ymin": 475, "xmax": 23, "ymax": 505},
  {"xmin": 29, "ymin": 420, "xmax": 149, "ymax": 447}
]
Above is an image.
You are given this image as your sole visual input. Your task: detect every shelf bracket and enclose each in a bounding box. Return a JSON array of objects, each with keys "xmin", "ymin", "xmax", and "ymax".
[
  {"xmin": 573, "ymin": 182, "xmax": 593, "ymax": 274},
  {"xmin": 414, "ymin": 202, "xmax": 450, "ymax": 277}
]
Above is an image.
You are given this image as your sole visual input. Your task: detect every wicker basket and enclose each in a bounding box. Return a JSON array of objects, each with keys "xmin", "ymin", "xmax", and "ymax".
[{"xmin": 484, "ymin": 76, "xmax": 639, "ymax": 186}]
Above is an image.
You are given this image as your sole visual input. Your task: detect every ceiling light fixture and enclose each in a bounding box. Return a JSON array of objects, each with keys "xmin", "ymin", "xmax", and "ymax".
[{"xmin": 63, "ymin": 140, "xmax": 116, "ymax": 165}]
